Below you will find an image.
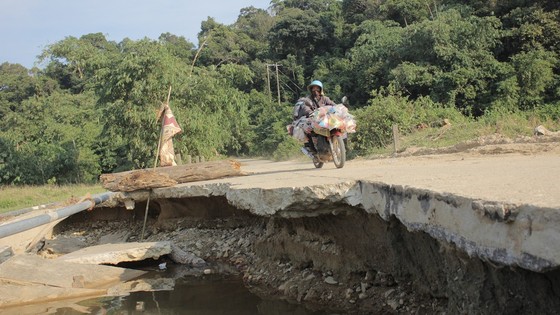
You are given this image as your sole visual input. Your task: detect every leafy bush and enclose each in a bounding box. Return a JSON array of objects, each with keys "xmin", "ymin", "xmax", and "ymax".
[
  {"xmin": 535, "ymin": 101, "xmax": 560, "ymax": 121},
  {"xmin": 351, "ymin": 87, "xmax": 467, "ymax": 154}
]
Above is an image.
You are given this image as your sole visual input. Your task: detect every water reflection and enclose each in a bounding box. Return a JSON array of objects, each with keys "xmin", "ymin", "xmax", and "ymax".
[{"xmin": 6, "ymin": 265, "xmax": 329, "ymax": 315}]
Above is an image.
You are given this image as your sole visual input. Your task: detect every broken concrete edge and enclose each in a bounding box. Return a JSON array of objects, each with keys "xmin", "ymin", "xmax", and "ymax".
[
  {"xmin": 363, "ymin": 182, "xmax": 559, "ymax": 273},
  {"xmin": 0, "ymin": 253, "xmax": 151, "ymax": 309},
  {"xmin": 57, "ymin": 241, "xmax": 205, "ymax": 267},
  {"xmin": 103, "ymin": 181, "xmax": 560, "ymax": 273},
  {"xmin": 57, "ymin": 241, "xmax": 173, "ymax": 264}
]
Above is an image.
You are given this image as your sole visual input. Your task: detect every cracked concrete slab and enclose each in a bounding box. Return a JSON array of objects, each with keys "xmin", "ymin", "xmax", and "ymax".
[
  {"xmin": 0, "ymin": 254, "xmax": 146, "ymax": 308},
  {"xmin": 105, "ymin": 155, "xmax": 560, "ymax": 273},
  {"xmin": 57, "ymin": 241, "xmax": 172, "ymax": 265}
]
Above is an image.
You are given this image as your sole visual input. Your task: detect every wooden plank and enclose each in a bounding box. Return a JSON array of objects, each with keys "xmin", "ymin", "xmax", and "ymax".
[{"xmin": 100, "ymin": 159, "xmax": 244, "ymax": 192}]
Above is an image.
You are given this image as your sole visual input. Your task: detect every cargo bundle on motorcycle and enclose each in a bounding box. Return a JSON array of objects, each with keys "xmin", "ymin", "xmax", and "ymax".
[{"xmin": 289, "ymin": 101, "xmax": 356, "ymax": 169}]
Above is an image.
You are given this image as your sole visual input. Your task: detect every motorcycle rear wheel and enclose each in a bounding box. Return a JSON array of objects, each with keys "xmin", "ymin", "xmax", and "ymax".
[{"xmin": 331, "ymin": 135, "xmax": 346, "ymax": 168}]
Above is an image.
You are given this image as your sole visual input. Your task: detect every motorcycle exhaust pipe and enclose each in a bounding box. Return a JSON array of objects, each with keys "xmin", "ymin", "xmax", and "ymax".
[{"xmin": 301, "ymin": 147, "xmax": 315, "ymax": 159}]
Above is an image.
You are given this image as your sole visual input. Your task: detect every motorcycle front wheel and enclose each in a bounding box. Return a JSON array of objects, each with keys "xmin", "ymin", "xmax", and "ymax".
[{"xmin": 330, "ymin": 135, "xmax": 346, "ymax": 168}]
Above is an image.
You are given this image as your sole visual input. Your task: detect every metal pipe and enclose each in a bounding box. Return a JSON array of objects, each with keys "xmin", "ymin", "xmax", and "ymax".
[{"xmin": 0, "ymin": 192, "xmax": 114, "ymax": 239}]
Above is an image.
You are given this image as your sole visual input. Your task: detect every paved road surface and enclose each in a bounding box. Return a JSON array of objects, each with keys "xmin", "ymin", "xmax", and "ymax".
[{"xmin": 230, "ymin": 151, "xmax": 559, "ymax": 209}]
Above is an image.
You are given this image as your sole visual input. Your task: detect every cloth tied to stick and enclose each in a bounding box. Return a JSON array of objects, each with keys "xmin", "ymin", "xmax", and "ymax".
[{"xmin": 157, "ymin": 102, "xmax": 182, "ymax": 166}]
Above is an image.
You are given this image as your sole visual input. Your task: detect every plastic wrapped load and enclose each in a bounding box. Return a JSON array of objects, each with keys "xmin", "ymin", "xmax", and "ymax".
[
  {"xmin": 310, "ymin": 105, "xmax": 356, "ymax": 133},
  {"xmin": 291, "ymin": 117, "xmax": 313, "ymax": 142},
  {"xmin": 289, "ymin": 103, "xmax": 357, "ymax": 142}
]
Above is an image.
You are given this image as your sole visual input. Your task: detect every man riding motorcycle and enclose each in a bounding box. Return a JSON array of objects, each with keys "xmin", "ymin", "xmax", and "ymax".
[{"xmin": 293, "ymin": 80, "xmax": 336, "ymax": 154}]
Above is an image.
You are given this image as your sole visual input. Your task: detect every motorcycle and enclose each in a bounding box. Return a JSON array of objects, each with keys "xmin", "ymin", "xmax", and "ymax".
[
  {"xmin": 303, "ymin": 125, "xmax": 347, "ymax": 169},
  {"xmin": 292, "ymin": 97, "xmax": 356, "ymax": 169}
]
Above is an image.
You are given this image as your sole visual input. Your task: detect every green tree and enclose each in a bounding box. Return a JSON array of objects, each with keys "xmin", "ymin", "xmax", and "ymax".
[
  {"xmin": 380, "ymin": 0, "xmax": 435, "ymax": 26},
  {"xmin": 342, "ymin": 0, "xmax": 380, "ymax": 25},
  {"xmin": 246, "ymin": 90, "xmax": 294, "ymax": 157},
  {"xmin": 198, "ymin": 18, "xmax": 252, "ymax": 66},
  {"xmin": 271, "ymin": 0, "xmax": 340, "ymax": 13},
  {"xmin": 39, "ymin": 33, "xmax": 118, "ymax": 93},
  {"xmin": 94, "ymin": 38, "xmax": 187, "ymax": 171},
  {"xmin": 349, "ymin": 20, "xmax": 405, "ymax": 105},
  {"xmin": 502, "ymin": 6, "xmax": 560, "ymax": 55},
  {"xmin": 173, "ymin": 67, "xmax": 255, "ymax": 158},
  {"xmin": 234, "ymin": 6, "xmax": 274, "ymax": 60},
  {"xmin": 158, "ymin": 32, "xmax": 196, "ymax": 61},
  {"xmin": 510, "ymin": 49, "xmax": 557, "ymax": 109},
  {"xmin": 0, "ymin": 90, "xmax": 101, "ymax": 184},
  {"xmin": 0, "ymin": 63, "xmax": 36, "ymax": 118},
  {"xmin": 394, "ymin": 9, "xmax": 506, "ymax": 114},
  {"xmin": 94, "ymin": 37, "xmax": 261, "ymax": 169},
  {"xmin": 268, "ymin": 8, "xmax": 332, "ymax": 63}
]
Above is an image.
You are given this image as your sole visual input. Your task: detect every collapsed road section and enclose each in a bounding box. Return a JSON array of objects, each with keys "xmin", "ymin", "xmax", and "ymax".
[
  {"xmin": 93, "ymin": 156, "xmax": 560, "ymax": 314},
  {"xmin": 1, "ymin": 155, "xmax": 559, "ymax": 314}
]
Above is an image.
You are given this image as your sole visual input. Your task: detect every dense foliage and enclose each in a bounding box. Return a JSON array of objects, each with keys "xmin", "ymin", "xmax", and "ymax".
[{"xmin": 1, "ymin": 0, "xmax": 559, "ymax": 184}]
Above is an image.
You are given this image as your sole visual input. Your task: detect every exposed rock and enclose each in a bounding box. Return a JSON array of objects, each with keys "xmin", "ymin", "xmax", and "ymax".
[
  {"xmin": 387, "ymin": 298, "xmax": 400, "ymax": 310},
  {"xmin": 534, "ymin": 125, "xmax": 559, "ymax": 136},
  {"xmin": 324, "ymin": 276, "xmax": 338, "ymax": 285},
  {"xmin": 169, "ymin": 243, "xmax": 206, "ymax": 267},
  {"xmin": 43, "ymin": 236, "xmax": 87, "ymax": 255},
  {"xmin": 98, "ymin": 230, "xmax": 131, "ymax": 244}
]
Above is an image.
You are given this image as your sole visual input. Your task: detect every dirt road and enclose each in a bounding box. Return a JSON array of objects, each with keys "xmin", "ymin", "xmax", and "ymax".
[{"xmin": 230, "ymin": 140, "xmax": 560, "ymax": 209}]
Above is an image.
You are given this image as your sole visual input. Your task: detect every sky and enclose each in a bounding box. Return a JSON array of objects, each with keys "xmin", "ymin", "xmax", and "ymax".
[{"xmin": 0, "ymin": 0, "xmax": 272, "ymax": 69}]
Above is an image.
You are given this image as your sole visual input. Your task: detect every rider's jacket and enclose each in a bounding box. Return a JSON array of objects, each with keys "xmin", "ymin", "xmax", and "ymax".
[{"xmin": 294, "ymin": 95, "xmax": 336, "ymax": 120}]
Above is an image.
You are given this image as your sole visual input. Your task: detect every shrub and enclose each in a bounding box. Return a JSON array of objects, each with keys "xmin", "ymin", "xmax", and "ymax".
[{"xmin": 351, "ymin": 88, "xmax": 466, "ymax": 154}]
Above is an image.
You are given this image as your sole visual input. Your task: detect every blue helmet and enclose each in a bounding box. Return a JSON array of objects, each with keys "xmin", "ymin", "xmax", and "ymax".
[{"xmin": 307, "ymin": 80, "xmax": 324, "ymax": 94}]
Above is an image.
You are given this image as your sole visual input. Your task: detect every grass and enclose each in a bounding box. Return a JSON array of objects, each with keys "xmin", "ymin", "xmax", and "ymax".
[
  {"xmin": 0, "ymin": 184, "xmax": 106, "ymax": 214},
  {"xmin": 360, "ymin": 109, "xmax": 560, "ymax": 157}
]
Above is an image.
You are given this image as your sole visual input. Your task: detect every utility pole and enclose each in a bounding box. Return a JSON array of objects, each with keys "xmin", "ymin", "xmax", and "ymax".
[
  {"xmin": 266, "ymin": 64, "xmax": 272, "ymax": 101},
  {"xmin": 275, "ymin": 63, "xmax": 281, "ymax": 105},
  {"xmin": 266, "ymin": 63, "xmax": 281, "ymax": 105}
]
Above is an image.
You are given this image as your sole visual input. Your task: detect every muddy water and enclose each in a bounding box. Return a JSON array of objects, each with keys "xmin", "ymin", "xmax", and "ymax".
[{"xmin": 46, "ymin": 267, "xmax": 329, "ymax": 315}]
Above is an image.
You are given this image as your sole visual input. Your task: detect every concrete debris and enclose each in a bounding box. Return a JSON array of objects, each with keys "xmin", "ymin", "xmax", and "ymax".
[
  {"xmin": 0, "ymin": 254, "xmax": 145, "ymax": 289},
  {"xmin": 57, "ymin": 241, "xmax": 172, "ymax": 265},
  {"xmin": 534, "ymin": 125, "xmax": 559, "ymax": 136},
  {"xmin": 0, "ymin": 254, "xmax": 146, "ymax": 308}
]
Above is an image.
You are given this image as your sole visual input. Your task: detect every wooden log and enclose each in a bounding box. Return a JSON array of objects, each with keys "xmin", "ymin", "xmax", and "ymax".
[{"xmin": 100, "ymin": 160, "xmax": 243, "ymax": 192}]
